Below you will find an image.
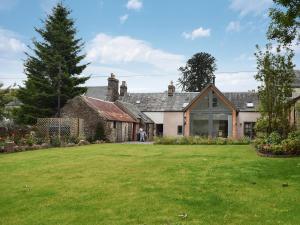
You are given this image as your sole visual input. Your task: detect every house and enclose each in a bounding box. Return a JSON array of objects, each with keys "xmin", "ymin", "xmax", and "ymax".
[
  {"xmin": 66, "ymin": 71, "xmax": 300, "ymax": 141},
  {"xmin": 61, "ymin": 95, "xmax": 137, "ymax": 142},
  {"xmin": 84, "ymin": 74, "xmax": 259, "ymax": 139}
]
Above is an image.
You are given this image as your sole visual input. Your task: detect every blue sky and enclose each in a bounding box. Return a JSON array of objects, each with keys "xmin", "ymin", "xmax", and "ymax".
[{"xmin": 0, "ymin": 0, "xmax": 299, "ymax": 92}]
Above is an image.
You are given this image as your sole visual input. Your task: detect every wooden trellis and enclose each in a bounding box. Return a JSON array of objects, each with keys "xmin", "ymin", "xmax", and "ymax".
[{"xmin": 36, "ymin": 118, "xmax": 84, "ymax": 138}]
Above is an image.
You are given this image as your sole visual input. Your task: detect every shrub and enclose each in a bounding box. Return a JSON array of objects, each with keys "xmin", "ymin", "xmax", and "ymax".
[
  {"xmin": 154, "ymin": 136, "xmax": 251, "ymax": 145},
  {"xmin": 154, "ymin": 136, "xmax": 177, "ymax": 145},
  {"xmin": 282, "ymin": 138, "xmax": 300, "ymax": 154},
  {"xmin": 215, "ymin": 137, "xmax": 227, "ymax": 145},
  {"xmin": 50, "ymin": 135, "xmax": 61, "ymax": 147},
  {"xmin": 94, "ymin": 122, "xmax": 106, "ymax": 141},
  {"xmin": 25, "ymin": 135, "xmax": 36, "ymax": 146},
  {"xmin": 255, "ymin": 130, "xmax": 300, "ymax": 155},
  {"xmin": 266, "ymin": 132, "xmax": 282, "ymax": 145},
  {"xmin": 269, "ymin": 144, "xmax": 284, "ymax": 155},
  {"xmin": 287, "ymin": 131, "xmax": 300, "ymax": 140},
  {"xmin": 68, "ymin": 136, "xmax": 80, "ymax": 144}
]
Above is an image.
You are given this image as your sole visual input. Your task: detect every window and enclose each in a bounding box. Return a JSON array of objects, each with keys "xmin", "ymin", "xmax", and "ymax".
[
  {"xmin": 213, "ymin": 97, "xmax": 218, "ymax": 107},
  {"xmin": 246, "ymin": 102, "xmax": 254, "ymax": 108},
  {"xmin": 177, "ymin": 125, "xmax": 183, "ymax": 135},
  {"xmin": 244, "ymin": 122, "xmax": 256, "ymax": 139},
  {"xmin": 113, "ymin": 121, "xmax": 116, "ymax": 129}
]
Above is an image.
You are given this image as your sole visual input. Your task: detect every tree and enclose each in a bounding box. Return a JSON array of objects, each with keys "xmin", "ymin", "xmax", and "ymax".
[
  {"xmin": 16, "ymin": 3, "xmax": 89, "ymax": 125},
  {"xmin": 254, "ymin": 44, "xmax": 295, "ymax": 137},
  {"xmin": 178, "ymin": 52, "xmax": 217, "ymax": 92},
  {"xmin": 0, "ymin": 84, "xmax": 11, "ymax": 120},
  {"xmin": 268, "ymin": 0, "xmax": 300, "ymax": 45}
]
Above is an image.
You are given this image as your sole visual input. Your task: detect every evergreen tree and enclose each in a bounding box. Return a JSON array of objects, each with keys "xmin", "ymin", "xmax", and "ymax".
[
  {"xmin": 16, "ymin": 2, "xmax": 89, "ymax": 124},
  {"xmin": 178, "ymin": 52, "xmax": 217, "ymax": 92}
]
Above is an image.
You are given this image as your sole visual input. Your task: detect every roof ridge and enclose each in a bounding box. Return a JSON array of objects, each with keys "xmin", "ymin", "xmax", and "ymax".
[{"xmin": 84, "ymin": 96, "xmax": 114, "ymax": 104}]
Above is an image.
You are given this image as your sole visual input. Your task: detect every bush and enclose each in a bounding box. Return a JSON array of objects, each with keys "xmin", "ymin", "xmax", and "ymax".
[
  {"xmin": 282, "ymin": 138, "xmax": 300, "ymax": 154},
  {"xmin": 154, "ymin": 136, "xmax": 251, "ymax": 145},
  {"xmin": 68, "ymin": 136, "xmax": 80, "ymax": 144},
  {"xmin": 255, "ymin": 131, "xmax": 300, "ymax": 155},
  {"xmin": 50, "ymin": 135, "xmax": 61, "ymax": 147},
  {"xmin": 154, "ymin": 136, "xmax": 177, "ymax": 145},
  {"xmin": 266, "ymin": 132, "xmax": 282, "ymax": 145},
  {"xmin": 94, "ymin": 122, "xmax": 106, "ymax": 141}
]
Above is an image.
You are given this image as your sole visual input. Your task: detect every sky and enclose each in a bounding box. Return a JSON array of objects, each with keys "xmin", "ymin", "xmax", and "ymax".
[{"xmin": 0, "ymin": 0, "xmax": 299, "ymax": 92}]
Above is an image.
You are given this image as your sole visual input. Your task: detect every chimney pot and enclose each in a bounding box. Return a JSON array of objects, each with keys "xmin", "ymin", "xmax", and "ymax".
[
  {"xmin": 168, "ymin": 81, "xmax": 175, "ymax": 96},
  {"xmin": 212, "ymin": 75, "xmax": 216, "ymax": 85},
  {"xmin": 120, "ymin": 81, "xmax": 128, "ymax": 96}
]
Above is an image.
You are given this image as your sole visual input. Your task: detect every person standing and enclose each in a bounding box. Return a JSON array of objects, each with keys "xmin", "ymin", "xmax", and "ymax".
[{"xmin": 139, "ymin": 128, "xmax": 147, "ymax": 142}]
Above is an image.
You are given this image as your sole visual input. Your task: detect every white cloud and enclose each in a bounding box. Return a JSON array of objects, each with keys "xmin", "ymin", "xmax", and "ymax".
[
  {"xmin": 0, "ymin": 28, "xmax": 26, "ymax": 55},
  {"xmin": 126, "ymin": 0, "xmax": 142, "ymax": 11},
  {"xmin": 226, "ymin": 21, "xmax": 241, "ymax": 32},
  {"xmin": 216, "ymin": 71, "xmax": 258, "ymax": 92},
  {"xmin": 182, "ymin": 27, "xmax": 211, "ymax": 40},
  {"xmin": 120, "ymin": 14, "xmax": 129, "ymax": 24},
  {"xmin": 86, "ymin": 33, "xmax": 185, "ymax": 72},
  {"xmin": 230, "ymin": 0, "xmax": 273, "ymax": 16},
  {"xmin": 0, "ymin": 28, "xmax": 26, "ymax": 87},
  {"xmin": 234, "ymin": 53, "xmax": 255, "ymax": 62}
]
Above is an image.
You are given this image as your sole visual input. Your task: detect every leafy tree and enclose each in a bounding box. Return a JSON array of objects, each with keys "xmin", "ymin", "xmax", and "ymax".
[
  {"xmin": 254, "ymin": 44, "xmax": 295, "ymax": 137},
  {"xmin": 16, "ymin": 3, "xmax": 89, "ymax": 125},
  {"xmin": 178, "ymin": 52, "xmax": 217, "ymax": 92},
  {"xmin": 268, "ymin": 0, "xmax": 300, "ymax": 45},
  {"xmin": 0, "ymin": 84, "xmax": 11, "ymax": 120}
]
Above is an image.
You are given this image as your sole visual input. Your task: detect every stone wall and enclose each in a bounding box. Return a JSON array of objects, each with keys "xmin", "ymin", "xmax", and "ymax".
[{"xmin": 61, "ymin": 96, "xmax": 113, "ymax": 141}]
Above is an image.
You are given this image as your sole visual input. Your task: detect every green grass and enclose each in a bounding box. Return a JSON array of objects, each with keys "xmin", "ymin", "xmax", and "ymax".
[{"xmin": 0, "ymin": 144, "xmax": 300, "ymax": 225}]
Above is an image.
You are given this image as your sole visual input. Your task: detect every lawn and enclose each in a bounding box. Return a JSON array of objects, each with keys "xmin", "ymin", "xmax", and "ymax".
[{"xmin": 0, "ymin": 144, "xmax": 300, "ymax": 225}]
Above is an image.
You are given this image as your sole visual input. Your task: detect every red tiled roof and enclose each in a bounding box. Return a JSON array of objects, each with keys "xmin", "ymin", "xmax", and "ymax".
[{"xmin": 83, "ymin": 96, "xmax": 136, "ymax": 123}]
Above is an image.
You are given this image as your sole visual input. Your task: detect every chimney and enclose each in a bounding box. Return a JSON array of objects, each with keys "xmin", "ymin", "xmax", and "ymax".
[
  {"xmin": 120, "ymin": 81, "xmax": 127, "ymax": 96},
  {"xmin": 168, "ymin": 81, "xmax": 175, "ymax": 96},
  {"xmin": 212, "ymin": 74, "xmax": 216, "ymax": 85},
  {"xmin": 107, "ymin": 73, "xmax": 119, "ymax": 102}
]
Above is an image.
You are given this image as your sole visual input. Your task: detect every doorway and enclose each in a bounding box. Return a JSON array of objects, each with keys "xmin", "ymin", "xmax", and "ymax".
[{"xmin": 156, "ymin": 124, "xmax": 163, "ymax": 136}]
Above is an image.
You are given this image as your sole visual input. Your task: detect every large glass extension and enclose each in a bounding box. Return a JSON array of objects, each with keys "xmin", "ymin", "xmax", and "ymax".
[{"xmin": 190, "ymin": 90, "xmax": 232, "ymax": 137}]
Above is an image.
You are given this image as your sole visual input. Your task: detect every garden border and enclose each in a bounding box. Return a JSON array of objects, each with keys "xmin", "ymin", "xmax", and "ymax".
[{"xmin": 256, "ymin": 150, "xmax": 300, "ymax": 158}]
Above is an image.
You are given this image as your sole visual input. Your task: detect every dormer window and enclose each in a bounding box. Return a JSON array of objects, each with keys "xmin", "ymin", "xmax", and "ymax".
[
  {"xmin": 246, "ymin": 102, "xmax": 254, "ymax": 108},
  {"xmin": 182, "ymin": 103, "xmax": 189, "ymax": 108}
]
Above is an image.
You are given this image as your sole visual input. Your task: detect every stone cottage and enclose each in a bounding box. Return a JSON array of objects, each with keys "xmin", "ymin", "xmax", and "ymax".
[{"xmin": 61, "ymin": 95, "xmax": 137, "ymax": 142}]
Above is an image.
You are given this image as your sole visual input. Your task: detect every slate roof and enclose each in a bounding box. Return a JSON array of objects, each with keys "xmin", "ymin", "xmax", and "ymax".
[
  {"xmin": 82, "ymin": 96, "xmax": 136, "ymax": 123},
  {"xmin": 120, "ymin": 92, "xmax": 199, "ymax": 112},
  {"xmin": 120, "ymin": 91, "xmax": 259, "ymax": 112},
  {"xmin": 223, "ymin": 92, "xmax": 259, "ymax": 112},
  {"xmin": 292, "ymin": 70, "xmax": 300, "ymax": 88},
  {"xmin": 85, "ymin": 84, "xmax": 260, "ymax": 112},
  {"xmin": 115, "ymin": 100, "xmax": 154, "ymax": 124},
  {"xmin": 84, "ymin": 86, "xmax": 108, "ymax": 100}
]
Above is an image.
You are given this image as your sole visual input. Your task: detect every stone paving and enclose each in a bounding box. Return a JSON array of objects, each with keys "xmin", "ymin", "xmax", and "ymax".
[{"xmin": 121, "ymin": 141, "xmax": 154, "ymax": 144}]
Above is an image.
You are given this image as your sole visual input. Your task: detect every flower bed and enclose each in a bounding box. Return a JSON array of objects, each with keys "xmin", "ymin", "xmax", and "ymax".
[
  {"xmin": 154, "ymin": 136, "xmax": 251, "ymax": 145},
  {"xmin": 254, "ymin": 131, "xmax": 300, "ymax": 157},
  {"xmin": 0, "ymin": 133, "xmax": 107, "ymax": 154},
  {"xmin": 0, "ymin": 139, "xmax": 93, "ymax": 154}
]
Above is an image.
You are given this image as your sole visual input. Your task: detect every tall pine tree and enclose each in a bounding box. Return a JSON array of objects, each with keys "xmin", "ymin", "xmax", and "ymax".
[{"xmin": 16, "ymin": 2, "xmax": 89, "ymax": 124}]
